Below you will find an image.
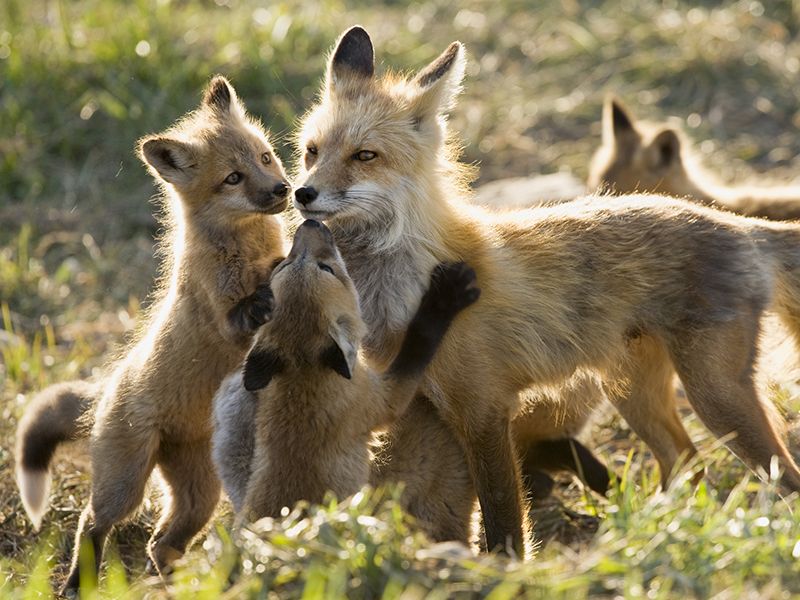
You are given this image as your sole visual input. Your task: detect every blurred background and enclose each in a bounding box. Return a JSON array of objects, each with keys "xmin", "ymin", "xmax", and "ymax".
[
  {"xmin": 3, "ymin": 0, "xmax": 800, "ymax": 589},
  {"xmin": 4, "ymin": 0, "xmax": 800, "ymax": 365}
]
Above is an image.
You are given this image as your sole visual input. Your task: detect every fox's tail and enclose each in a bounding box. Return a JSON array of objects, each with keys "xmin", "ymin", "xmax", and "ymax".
[{"xmin": 15, "ymin": 380, "xmax": 98, "ymax": 529}]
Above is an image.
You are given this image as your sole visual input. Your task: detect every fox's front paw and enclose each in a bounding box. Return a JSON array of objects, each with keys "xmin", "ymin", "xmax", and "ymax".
[
  {"xmin": 228, "ymin": 282, "xmax": 274, "ymax": 334},
  {"xmin": 423, "ymin": 261, "xmax": 481, "ymax": 317}
]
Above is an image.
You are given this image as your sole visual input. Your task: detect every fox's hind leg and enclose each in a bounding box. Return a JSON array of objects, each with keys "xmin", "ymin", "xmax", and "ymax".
[
  {"xmin": 148, "ymin": 438, "xmax": 221, "ymax": 574},
  {"xmin": 604, "ymin": 335, "xmax": 697, "ymax": 487},
  {"xmin": 62, "ymin": 422, "xmax": 158, "ymax": 595},
  {"xmin": 668, "ymin": 317, "xmax": 800, "ymax": 491}
]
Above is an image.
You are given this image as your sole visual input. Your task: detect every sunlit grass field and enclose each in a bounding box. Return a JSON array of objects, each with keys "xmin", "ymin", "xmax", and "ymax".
[{"xmin": 3, "ymin": 0, "xmax": 800, "ymax": 597}]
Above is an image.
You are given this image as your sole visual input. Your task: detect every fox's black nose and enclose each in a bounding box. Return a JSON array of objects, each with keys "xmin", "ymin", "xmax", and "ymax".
[
  {"xmin": 295, "ymin": 186, "xmax": 318, "ymax": 206},
  {"xmin": 301, "ymin": 219, "xmax": 322, "ymax": 229},
  {"xmin": 272, "ymin": 182, "xmax": 289, "ymax": 198}
]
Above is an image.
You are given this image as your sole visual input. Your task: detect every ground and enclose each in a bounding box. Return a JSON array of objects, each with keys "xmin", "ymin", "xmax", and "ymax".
[{"xmin": 3, "ymin": 0, "xmax": 800, "ymax": 597}]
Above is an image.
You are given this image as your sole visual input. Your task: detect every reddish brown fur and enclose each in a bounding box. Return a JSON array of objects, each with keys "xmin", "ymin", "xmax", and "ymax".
[{"xmin": 294, "ymin": 28, "xmax": 800, "ymax": 558}]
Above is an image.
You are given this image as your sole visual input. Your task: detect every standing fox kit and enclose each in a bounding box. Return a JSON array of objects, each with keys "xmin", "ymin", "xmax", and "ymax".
[
  {"xmin": 16, "ymin": 76, "xmax": 289, "ymax": 593},
  {"xmin": 214, "ymin": 220, "xmax": 479, "ymax": 533},
  {"xmin": 589, "ymin": 97, "xmax": 800, "ymax": 221},
  {"xmin": 295, "ymin": 26, "xmax": 800, "ymax": 556}
]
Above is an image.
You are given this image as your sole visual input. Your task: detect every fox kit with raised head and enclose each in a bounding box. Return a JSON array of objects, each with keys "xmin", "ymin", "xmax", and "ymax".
[
  {"xmin": 294, "ymin": 26, "xmax": 800, "ymax": 556},
  {"xmin": 16, "ymin": 76, "xmax": 289, "ymax": 593},
  {"xmin": 589, "ymin": 97, "xmax": 800, "ymax": 221},
  {"xmin": 212, "ymin": 219, "xmax": 479, "ymax": 539}
]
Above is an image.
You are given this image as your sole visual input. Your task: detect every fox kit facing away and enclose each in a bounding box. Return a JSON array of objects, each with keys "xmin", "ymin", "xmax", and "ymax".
[
  {"xmin": 294, "ymin": 26, "xmax": 800, "ymax": 557},
  {"xmin": 589, "ymin": 97, "xmax": 800, "ymax": 221},
  {"xmin": 212, "ymin": 219, "xmax": 480, "ymax": 540},
  {"xmin": 15, "ymin": 76, "xmax": 288, "ymax": 593}
]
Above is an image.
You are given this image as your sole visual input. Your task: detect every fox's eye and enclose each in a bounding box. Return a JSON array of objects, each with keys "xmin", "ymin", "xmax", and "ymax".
[
  {"xmin": 224, "ymin": 172, "xmax": 243, "ymax": 185},
  {"xmin": 354, "ymin": 150, "xmax": 376, "ymax": 162},
  {"xmin": 306, "ymin": 145, "xmax": 318, "ymax": 156},
  {"xmin": 261, "ymin": 152, "xmax": 272, "ymax": 165},
  {"xmin": 318, "ymin": 262, "xmax": 334, "ymax": 275}
]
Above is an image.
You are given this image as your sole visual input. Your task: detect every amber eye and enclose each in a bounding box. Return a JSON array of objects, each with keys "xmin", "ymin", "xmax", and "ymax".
[
  {"xmin": 224, "ymin": 172, "xmax": 242, "ymax": 185},
  {"xmin": 354, "ymin": 150, "xmax": 376, "ymax": 162},
  {"xmin": 306, "ymin": 145, "xmax": 318, "ymax": 156},
  {"xmin": 261, "ymin": 152, "xmax": 272, "ymax": 165}
]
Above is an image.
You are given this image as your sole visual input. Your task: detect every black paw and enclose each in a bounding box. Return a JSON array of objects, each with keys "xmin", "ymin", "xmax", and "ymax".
[
  {"xmin": 228, "ymin": 282, "xmax": 274, "ymax": 334},
  {"xmin": 422, "ymin": 261, "xmax": 480, "ymax": 317}
]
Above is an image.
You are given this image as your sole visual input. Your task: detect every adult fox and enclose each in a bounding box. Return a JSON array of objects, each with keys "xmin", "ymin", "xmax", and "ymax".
[{"xmin": 292, "ymin": 26, "xmax": 800, "ymax": 556}]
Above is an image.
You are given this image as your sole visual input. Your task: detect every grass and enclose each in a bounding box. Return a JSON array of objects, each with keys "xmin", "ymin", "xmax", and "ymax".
[{"xmin": 3, "ymin": 0, "xmax": 800, "ymax": 597}]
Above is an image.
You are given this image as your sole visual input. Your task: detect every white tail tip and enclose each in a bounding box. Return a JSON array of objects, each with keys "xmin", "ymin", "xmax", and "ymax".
[{"xmin": 16, "ymin": 466, "xmax": 50, "ymax": 531}]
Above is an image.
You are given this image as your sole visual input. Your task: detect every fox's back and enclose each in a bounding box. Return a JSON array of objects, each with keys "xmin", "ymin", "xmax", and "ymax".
[{"xmin": 430, "ymin": 194, "xmax": 779, "ymax": 388}]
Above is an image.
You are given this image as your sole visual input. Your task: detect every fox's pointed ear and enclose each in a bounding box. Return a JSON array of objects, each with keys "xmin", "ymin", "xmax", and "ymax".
[
  {"xmin": 321, "ymin": 317, "xmax": 359, "ymax": 379},
  {"xmin": 410, "ymin": 42, "xmax": 465, "ymax": 123},
  {"xmin": 327, "ymin": 26, "xmax": 374, "ymax": 91},
  {"xmin": 138, "ymin": 136, "xmax": 197, "ymax": 186},
  {"xmin": 203, "ymin": 75, "xmax": 243, "ymax": 116},
  {"xmin": 604, "ymin": 96, "xmax": 636, "ymax": 143},
  {"xmin": 243, "ymin": 345, "xmax": 283, "ymax": 391},
  {"xmin": 648, "ymin": 128, "xmax": 681, "ymax": 170}
]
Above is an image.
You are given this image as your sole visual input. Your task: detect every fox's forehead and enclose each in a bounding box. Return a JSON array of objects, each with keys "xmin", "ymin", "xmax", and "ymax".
[
  {"xmin": 196, "ymin": 119, "xmax": 275, "ymax": 162},
  {"xmin": 301, "ymin": 91, "xmax": 409, "ymax": 147}
]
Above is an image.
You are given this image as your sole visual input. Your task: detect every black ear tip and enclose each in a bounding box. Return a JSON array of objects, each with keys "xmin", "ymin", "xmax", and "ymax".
[
  {"xmin": 333, "ymin": 25, "xmax": 375, "ymax": 78},
  {"xmin": 342, "ymin": 25, "xmax": 371, "ymax": 43},
  {"xmin": 610, "ymin": 99, "xmax": 626, "ymax": 117},
  {"xmin": 608, "ymin": 97, "xmax": 634, "ymax": 133},
  {"xmin": 242, "ymin": 366, "xmax": 261, "ymax": 391},
  {"xmin": 203, "ymin": 75, "xmax": 233, "ymax": 110}
]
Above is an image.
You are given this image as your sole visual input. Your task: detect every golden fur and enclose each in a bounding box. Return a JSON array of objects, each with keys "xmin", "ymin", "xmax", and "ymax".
[
  {"xmin": 589, "ymin": 97, "xmax": 800, "ymax": 221},
  {"xmin": 213, "ymin": 220, "xmax": 479, "ymax": 542},
  {"xmin": 293, "ymin": 27, "xmax": 800, "ymax": 557},
  {"xmin": 23, "ymin": 76, "xmax": 290, "ymax": 593}
]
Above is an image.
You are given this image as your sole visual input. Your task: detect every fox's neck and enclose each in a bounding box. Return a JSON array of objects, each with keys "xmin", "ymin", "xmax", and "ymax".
[{"xmin": 330, "ymin": 172, "xmax": 466, "ymax": 363}]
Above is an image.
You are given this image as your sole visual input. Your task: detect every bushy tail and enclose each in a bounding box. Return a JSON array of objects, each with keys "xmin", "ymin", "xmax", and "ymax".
[{"xmin": 15, "ymin": 380, "xmax": 98, "ymax": 529}]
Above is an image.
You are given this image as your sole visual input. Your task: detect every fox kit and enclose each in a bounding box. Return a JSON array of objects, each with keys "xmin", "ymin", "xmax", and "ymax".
[
  {"xmin": 16, "ymin": 76, "xmax": 289, "ymax": 593},
  {"xmin": 213, "ymin": 366, "xmax": 608, "ymax": 541},
  {"xmin": 294, "ymin": 26, "xmax": 800, "ymax": 556},
  {"xmin": 213, "ymin": 219, "xmax": 479, "ymax": 537},
  {"xmin": 589, "ymin": 97, "xmax": 800, "ymax": 221}
]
